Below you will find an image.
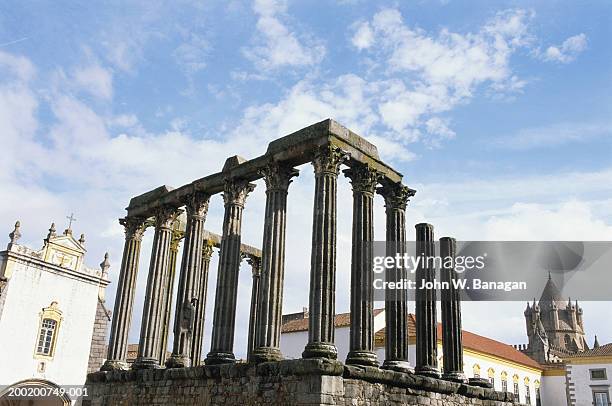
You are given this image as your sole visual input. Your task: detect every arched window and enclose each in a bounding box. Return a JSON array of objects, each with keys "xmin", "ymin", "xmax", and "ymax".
[
  {"xmin": 513, "ymin": 375, "xmax": 520, "ymax": 402},
  {"xmin": 488, "ymin": 368, "xmax": 495, "ymax": 388},
  {"xmin": 35, "ymin": 302, "xmax": 62, "ymax": 359},
  {"xmin": 564, "ymin": 334, "xmax": 572, "ymax": 347},
  {"xmin": 501, "ymin": 371, "xmax": 508, "ymax": 392},
  {"xmin": 473, "ymin": 364, "xmax": 481, "ymax": 378}
]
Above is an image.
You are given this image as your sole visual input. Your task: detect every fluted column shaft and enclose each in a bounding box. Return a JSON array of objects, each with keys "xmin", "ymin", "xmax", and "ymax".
[
  {"xmin": 246, "ymin": 255, "xmax": 261, "ymax": 362},
  {"xmin": 191, "ymin": 243, "xmax": 213, "ymax": 366},
  {"xmin": 206, "ymin": 179, "xmax": 255, "ymax": 365},
  {"xmin": 252, "ymin": 164, "xmax": 298, "ymax": 363},
  {"xmin": 167, "ymin": 193, "xmax": 210, "ymax": 368},
  {"xmin": 133, "ymin": 207, "xmax": 176, "ymax": 369},
  {"xmin": 303, "ymin": 145, "xmax": 348, "ymax": 360},
  {"xmin": 440, "ymin": 237, "xmax": 466, "ymax": 382},
  {"xmin": 379, "ymin": 184, "xmax": 415, "ymax": 372},
  {"xmin": 345, "ymin": 164, "xmax": 380, "ymax": 367},
  {"xmin": 101, "ymin": 217, "xmax": 146, "ymax": 371},
  {"xmin": 159, "ymin": 227, "xmax": 181, "ymax": 364},
  {"xmin": 415, "ymin": 223, "xmax": 440, "ymax": 377}
]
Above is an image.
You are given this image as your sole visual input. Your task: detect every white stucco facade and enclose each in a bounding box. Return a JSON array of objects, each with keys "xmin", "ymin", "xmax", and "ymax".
[
  {"xmin": 281, "ymin": 309, "xmax": 554, "ymax": 405},
  {"xmin": 0, "ymin": 227, "xmax": 110, "ymax": 391},
  {"xmin": 566, "ymin": 357, "xmax": 612, "ymax": 406}
]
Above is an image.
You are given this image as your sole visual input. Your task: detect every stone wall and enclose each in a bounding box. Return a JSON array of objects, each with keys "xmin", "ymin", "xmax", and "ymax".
[
  {"xmin": 84, "ymin": 359, "xmax": 522, "ymax": 406},
  {"xmin": 87, "ymin": 298, "xmax": 111, "ymax": 373}
]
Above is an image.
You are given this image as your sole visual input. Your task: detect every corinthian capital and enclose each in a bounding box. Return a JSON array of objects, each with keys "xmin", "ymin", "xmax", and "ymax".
[
  {"xmin": 184, "ymin": 191, "xmax": 210, "ymax": 219},
  {"xmin": 344, "ymin": 164, "xmax": 382, "ymax": 195},
  {"xmin": 119, "ymin": 216, "xmax": 148, "ymax": 241},
  {"xmin": 154, "ymin": 206, "xmax": 178, "ymax": 230},
  {"xmin": 259, "ymin": 163, "xmax": 299, "ymax": 192},
  {"xmin": 222, "ymin": 179, "xmax": 256, "ymax": 207},
  {"xmin": 377, "ymin": 183, "xmax": 416, "ymax": 211},
  {"xmin": 242, "ymin": 253, "xmax": 261, "ymax": 277},
  {"xmin": 312, "ymin": 144, "xmax": 349, "ymax": 176}
]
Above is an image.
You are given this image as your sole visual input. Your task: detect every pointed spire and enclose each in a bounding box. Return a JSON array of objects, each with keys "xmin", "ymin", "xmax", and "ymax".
[
  {"xmin": 594, "ymin": 335, "xmax": 600, "ymax": 349},
  {"xmin": 8, "ymin": 221, "xmax": 21, "ymax": 244},
  {"xmin": 548, "ymin": 271, "xmax": 552, "ymax": 281},
  {"xmin": 46, "ymin": 223, "xmax": 57, "ymax": 241},
  {"xmin": 79, "ymin": 233, "xmax": 86, "ymax": 245}
]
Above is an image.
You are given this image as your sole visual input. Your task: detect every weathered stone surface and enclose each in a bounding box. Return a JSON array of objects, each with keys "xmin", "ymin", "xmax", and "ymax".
[
  {"xmin": 344, "ymin": 164, "xmax": 381, "ymax": 367},
  {"xmin": 251, "ymin": 163, "xmax": 298, "ymax": 363},
  {"xmin": 167, "ymin": 192, "xmax": 210, "ymax": 368},
  {"xmin": 101, "ymin": 217, "xmax": 147, "ymax": 371},
  {"xmin": 206, "ymin": 179, "xmax": 255, "ymax": 365},
  {"xmin": 133, "ymin": 207, "xmax": 176, "ymax": 370},
  {"xmin": 303, "ymin": 145, "xmax": 348, "ymax": 361},
  {"xmin": 378, "ymin": 183, "xmax": 415, "ymax": 373},
  {"xmin": 440, "ymin": 237, "xmax": 467, "ymax": 383},
  {"xmin": 84, "ymin": 360, "xmax": 520, "ymax": 406},
  {"xmin": 415, "ymin": 223, "xmax": 440, "ymax": 378}
]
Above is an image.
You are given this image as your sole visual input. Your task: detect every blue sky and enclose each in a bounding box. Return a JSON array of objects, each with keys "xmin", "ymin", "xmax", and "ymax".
[{"xmin": 1, "ymin": 0, "xmax": 610, "ymax": 358}]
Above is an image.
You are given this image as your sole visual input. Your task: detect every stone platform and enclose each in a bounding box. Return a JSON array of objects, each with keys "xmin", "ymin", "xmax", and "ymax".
[{"xmin": 83, "ymin": 359, "xmax": 520, "ymax": 406}]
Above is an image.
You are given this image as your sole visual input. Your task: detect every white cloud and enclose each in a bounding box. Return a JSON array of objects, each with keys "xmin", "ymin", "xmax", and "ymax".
[
  {"xmin": 494, "ymin": 121, "xmax": 612, "ymax": 149},
  {"xmin": 174, "ymin": 33, "xmax": 210, "ymax": 74},
  {"xmin": 350, "ymin": 8, "xmax": 536, "ymax": 141},
  {"xmin": 543, "ymin": 33, "xmax": 588, "ymax": 63},
  {"xmin": 243, "ymin": 0, "xmax": 325, "ymax": 70},
  {"xmin": 351, "ymin": 21, "xmax": 374, "ymax": 50},
  {"xmin": 73, "ymin": 64, "xmax": 113, "ymax": 100}
]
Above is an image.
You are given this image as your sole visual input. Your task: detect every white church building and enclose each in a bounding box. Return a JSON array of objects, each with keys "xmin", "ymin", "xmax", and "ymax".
[
  {"xmin": 281, "ymin": 307, "xmax": 611, "ymax": 406},
  {"xmin": 0, "ymin": 221, "xmax": 110, "ymax": 402}
]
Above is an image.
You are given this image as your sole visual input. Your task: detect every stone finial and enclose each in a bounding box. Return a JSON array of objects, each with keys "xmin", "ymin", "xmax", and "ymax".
[
  {"xmin": 100, "ymin": 252, "xmax": 110, "ymax": 274},
  {"xmin": 79, "ymin": 233, "xmax": 86, "ymax": 245},
  {"xmin": 594, "ymin": 335, "xmax": 600, "ymax": 348},
  {"xmin": 46, "ymin": 223, "xmax": 57, "ymax": 241},
  {"xmin": 9, "ymin": 221, "xmax": 21, "ymax": 244}
]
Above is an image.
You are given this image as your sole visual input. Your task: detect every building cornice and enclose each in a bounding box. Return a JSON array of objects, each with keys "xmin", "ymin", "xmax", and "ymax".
[{"xmin": 0, "ymin": 249, "xmax": 110, "ymax": 287}]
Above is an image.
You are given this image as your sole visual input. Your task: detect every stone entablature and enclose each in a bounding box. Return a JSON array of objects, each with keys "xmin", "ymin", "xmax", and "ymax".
[{"xmin": 85, "ymin": 359, "xmax": 521, "ymax": 406}]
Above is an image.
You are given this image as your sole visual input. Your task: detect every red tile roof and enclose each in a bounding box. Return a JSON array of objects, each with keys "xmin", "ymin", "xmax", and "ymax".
[
  {"xmin": 282, "ymin": 309, "xmax": 542, "ymax": 370},
  {"xmin": 567, "ymin": 343, "xmax": 612, "ymax": 358},
  {"xmin": 281, "ymin": 308, "xmax": 384, "ymax": 333}
]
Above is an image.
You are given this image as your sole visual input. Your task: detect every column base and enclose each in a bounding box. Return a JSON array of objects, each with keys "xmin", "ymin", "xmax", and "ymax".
[
  {"xmin": 414, "ymin": 365, "xmax": 441, "ymax": 378},
  {"xmin": 131, "ymin": 357, "xmax": 160, "ymax": 370},
  {"xmin": 381, "ymin": 360, "xmax": 413, "ymax": 373},
  {"xmin": 250, "ymin": 347, "xmax": 283, "ymax": 363},
  {"xmin": 468, "ymin": 377, "xmax": 493, "ymax": 388},
  {"xmin": 442, "ymin": 371, "xmax": 467, "ymax": 383},
  {"xmin": 205, "ymin": 351, "xmax": 236, "ymax": 365},
  {"xmin": 100, "ymin": 359, "xmax": 129, "ymax": 371},
  {"xmin": 302, "ymin": 342, "xmax": 338, "ymax": 360},
  {"xmin": 165, "ymin": 354, "xmax": 190, "ymax": 369},
  {"xmin": 346, "ymin": 350, "xmax": 379, "ymax": 367}
]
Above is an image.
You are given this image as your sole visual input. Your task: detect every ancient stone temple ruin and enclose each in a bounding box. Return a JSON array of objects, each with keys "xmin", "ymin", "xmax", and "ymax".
[{"xmin": 86, "ymin": 120, "xmax": 520, "ymax": 405}]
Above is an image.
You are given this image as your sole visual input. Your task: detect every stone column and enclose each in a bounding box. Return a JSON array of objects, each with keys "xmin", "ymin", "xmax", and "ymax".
[
  {"xmin": 159, "ymin": 223, "xmax": 182, "ymax": 365},
  {"xmin": 414, "ymin": 223, "xmax": 440, "ymax": 378},
  {"xmin": 378, "ymin": 184, "xmax": 415, "ymax": 372},
  {"xmin": 205, "ymin": 179, "xmax": 255, "ymax": 365},
  {"xmin": 190, "ymin": 242, "xmax": 213, "ymax": 366},
  {"xmin": 343, "ymin": 164, "xmax": 381, "ymax": 367},
  {"xmin": 167, "ymin": 193, "xmax": 210, "ymax": 368},
  {"xmin": 251, "ymin": 163, "xmax": 299, "ymax": 363},
  {"xmin": 133, "ymin": 207, "xmax": 175, "ymax": 370},
  {"xmin": 245, "ymin": 254, "xmax": 261, "ymax": 362},
  {"xmin": 303, "ymin": 145, "xmax": 348, "ymax": 360},
  {"xmin": 440, "ymin": 237, "xmax": 466, "ymax": 383},
  {"xmin": 101, "ymin": 217, "xmax": 147, "ymax": 371}
]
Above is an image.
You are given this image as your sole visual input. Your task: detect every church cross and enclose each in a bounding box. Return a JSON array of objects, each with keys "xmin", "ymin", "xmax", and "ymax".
[{"xmin": 66, "ymin": 213, "xmax": 77, "ymax": 230}]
